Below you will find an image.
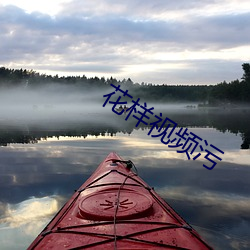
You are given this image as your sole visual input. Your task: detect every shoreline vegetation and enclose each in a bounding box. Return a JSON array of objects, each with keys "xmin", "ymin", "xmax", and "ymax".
[{"xmin": 0, "ymin": 63, "xmax": 249, "ymax": 106}]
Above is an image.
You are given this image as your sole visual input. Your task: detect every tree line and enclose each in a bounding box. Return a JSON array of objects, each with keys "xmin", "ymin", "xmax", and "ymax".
[
  {"xmin": 208, "ymin": 63, "xmax": 250, "ymax": 105},
  {"xmin": 0, "ymin": 63, "xmax": 249, "ymax": 104}
]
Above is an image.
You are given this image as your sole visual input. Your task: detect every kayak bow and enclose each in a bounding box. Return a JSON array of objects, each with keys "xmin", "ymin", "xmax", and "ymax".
[{"xmin": 28, "ymin": 152, "xmax": 213, "ymax": 249}]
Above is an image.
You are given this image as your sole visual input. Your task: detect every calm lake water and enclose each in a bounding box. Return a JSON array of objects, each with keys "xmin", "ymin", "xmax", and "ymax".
[{"xmin": 0, "ymin": 105, "xmax": 250, "ymax": 249}]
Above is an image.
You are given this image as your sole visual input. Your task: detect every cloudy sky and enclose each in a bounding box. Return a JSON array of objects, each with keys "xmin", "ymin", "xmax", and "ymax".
[{"xmin": 0, "ymin": 0, "xmax": 250, "ymax": 85}]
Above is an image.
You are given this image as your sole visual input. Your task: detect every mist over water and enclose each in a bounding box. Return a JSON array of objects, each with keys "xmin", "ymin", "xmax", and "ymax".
[
  {"xmin": 0, "ymin": 85, "xmax": 110, "ymax": 125},
  {"xmin": 0, "ymin": 85, "xmax": 196, "ymax": 145},
  {"xmin": 0, "ymin": 84, "xmax": 201, "ymax": 128},
  {"xmin": 0, "ymin": 84, "xmax": 249, "ymax": 145}
]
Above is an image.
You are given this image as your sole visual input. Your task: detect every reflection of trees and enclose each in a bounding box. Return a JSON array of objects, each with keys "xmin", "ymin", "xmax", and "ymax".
[
  {"xmin": 0, "ymin": 109, "xmax": 250, "ymax": 149},
  {"xmin": 159, "ymin": 108, "xmax": 250, "ymax": 149},
  {"xmin": 241, "ymin": 139, "xmax": 250, "ymax": 149},
  {"xmin": 0, "ymin": 131, "xmax": 38, "ymax": 146},
  {"xmin": 0, "ymin": 119, "xmax": 135, "ymax": 146},
  {"xmin": 208, "ymin": 109, "xmax": 250, "ymax": 150}
]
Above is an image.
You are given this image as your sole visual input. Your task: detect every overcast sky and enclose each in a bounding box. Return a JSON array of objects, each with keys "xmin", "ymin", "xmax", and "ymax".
[{"xmin": 0, "ymin": 0, "xmax": 250, "ymax": 85}]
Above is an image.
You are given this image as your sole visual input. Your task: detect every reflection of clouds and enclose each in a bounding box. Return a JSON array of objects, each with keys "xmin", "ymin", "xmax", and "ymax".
[
  {"xmin": 154, "ymin": 149, "xmax": 250, "ymax": 167},
  {"xmin": 194, "ymin": 224, "xmax": 250, "ymax": 250},
  {"xmin": 222, "ymin": 150, "xmax": 250, "ymax": 166},
  {"xmin": 152, "ymin": 150, "xmax": 194, "ymax": 160},
  {"xmin": 157, "ymin": 186, "xmax": 250, "ymax": 216},
  {"xmin": 0, "ymin": 196, "xmax": 59, "ymax": 230},
  {"xmin": 115, "ymin": 138, "xmax": 161, "ymax": 148},
  {"xmin": 0, "ymin": 196, "xmax": 62, "ymax": 250},
  {"xmin": 4, "ymin": 127, "xmax": 249, "ymax": 172},
  {"xmin": 157, "ymin": 186, "xmax": 250, "ymax": 249},
  {"xmin": 118, "ymin": 128, "xmax": 250, "ymax": 166},
  {"xmin": 0, "ymin": 202, "xmax": 7, "ymax": 218}
]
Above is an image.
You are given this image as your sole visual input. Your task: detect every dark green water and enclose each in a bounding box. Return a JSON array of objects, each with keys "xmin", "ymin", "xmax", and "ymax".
[{"xmin": 0, "ymin": 107, "xmax": 250, "ymax": 249}]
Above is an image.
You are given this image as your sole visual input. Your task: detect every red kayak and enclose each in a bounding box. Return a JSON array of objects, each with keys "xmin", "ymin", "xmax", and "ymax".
[{"xmin": 28, "ymin": 152, "xmax": 213, "ymax": 249}]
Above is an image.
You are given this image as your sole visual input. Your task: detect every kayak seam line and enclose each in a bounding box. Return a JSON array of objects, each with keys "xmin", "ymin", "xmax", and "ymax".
[
  {"xmin": 56, "ymin": 220, "xmax": 181, "ymax": 230},
  {"xmin": 148, "ymin": 189, "xmax": 188, "ymax": 225},
  {"xmin": 39, "ymin": 191, "xmax": 82, "ymax": 239},
  {"xmin": 54, "ymin": 225, "xmax": 192, "ymax": 235},
  {"xmin": 29, "ymin": 190, "xmax": 82, "ymax": 249},
  {"xmin": 147, "ymin": 190, "xmax": 213, "ymax": 249}
]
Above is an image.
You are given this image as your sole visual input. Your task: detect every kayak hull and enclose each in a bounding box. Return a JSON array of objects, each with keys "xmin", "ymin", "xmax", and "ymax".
[{"xmin": 28, "ymin": 152, "xmax": 212, "ymax": 249}]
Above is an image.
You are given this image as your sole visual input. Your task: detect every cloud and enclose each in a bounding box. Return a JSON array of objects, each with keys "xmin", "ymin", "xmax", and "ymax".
[
  {"xmin": 58, "ymin": 0, "xmax": 245, "ymax": 19},
  {"xmin": 3, "ymin": 4, "xmax": 248, "ymax": 49},
  {"xmin": 0, "ymin": 1, "xmax": 250, "ymax": 84}
]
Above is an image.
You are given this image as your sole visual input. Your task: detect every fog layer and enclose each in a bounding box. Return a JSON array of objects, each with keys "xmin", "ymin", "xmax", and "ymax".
[{"xmin": 0, "ymin": 85, "xmax": 109, "ymax": 124}]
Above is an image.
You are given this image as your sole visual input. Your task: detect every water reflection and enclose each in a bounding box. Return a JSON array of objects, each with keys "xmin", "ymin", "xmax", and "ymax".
[
  {"xmin": 0, "ymin": 124, "xmax": 250, "ymax": 249},
  {"xmin": 0, "ymin": 108, "xmax": 250, "ymax": 149},
  {"xmin": 0, "ymin": 196, "xmax": 62, "ymax": 250},
  {"xmin": 0, "ymin": 196, "xmax": 59, "ymax": 228}
]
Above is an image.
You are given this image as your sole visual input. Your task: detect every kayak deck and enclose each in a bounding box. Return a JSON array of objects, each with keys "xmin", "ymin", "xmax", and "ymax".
[{"xmin": 28, "ymin": 152, "xmax": 213, "ymax": 249}]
